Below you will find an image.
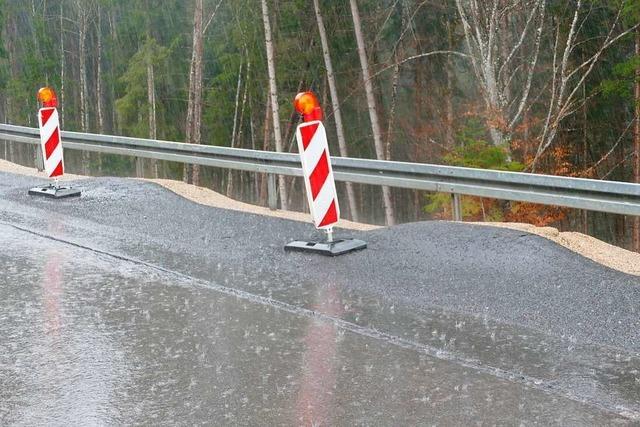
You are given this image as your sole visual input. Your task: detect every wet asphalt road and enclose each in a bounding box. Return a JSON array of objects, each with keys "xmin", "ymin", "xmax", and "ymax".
[{"xmin": 1, "ymin": 171, "xmax": 640, "ymax": 425}]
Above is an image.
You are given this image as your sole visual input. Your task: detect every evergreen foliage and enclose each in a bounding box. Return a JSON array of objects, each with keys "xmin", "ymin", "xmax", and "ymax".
[{"xmin": 0, "ymin": 0, "xmax": 639, "ymax": 244}]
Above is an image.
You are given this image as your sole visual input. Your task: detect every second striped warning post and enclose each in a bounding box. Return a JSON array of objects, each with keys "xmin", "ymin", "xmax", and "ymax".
[{"xmin": 285, "ymin": 91, "xmax": 366, "ymax": 256}]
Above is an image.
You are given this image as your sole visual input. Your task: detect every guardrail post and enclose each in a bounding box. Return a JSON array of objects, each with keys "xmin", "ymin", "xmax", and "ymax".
[
  {"xmin": 34, "ymin": 144, "xmax": 44, "ymax": 172},
  {"xmin": 452, "ymin": 193, "xmax": 462, "ymax": 221},
  {"xmin": 267, "ymin": 173, "xmax": 278, "ymax": 210}
]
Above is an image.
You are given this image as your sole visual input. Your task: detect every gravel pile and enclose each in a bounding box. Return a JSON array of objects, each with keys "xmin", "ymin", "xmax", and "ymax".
[{"xmin": 2, "ymin": 158, "xmax": 637, "ymax": 275}]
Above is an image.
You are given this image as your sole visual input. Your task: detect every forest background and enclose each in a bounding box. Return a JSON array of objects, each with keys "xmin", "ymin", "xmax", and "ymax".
[{"xmin": 1, "ymin": 0, "xmax": 639, "ymax": 250}]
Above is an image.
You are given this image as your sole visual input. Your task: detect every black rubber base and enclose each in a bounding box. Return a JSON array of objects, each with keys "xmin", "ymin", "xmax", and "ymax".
[
  {"xmin": 285, "ymin": 238, "xmax": 367, "ymax": 256},
  {"xmin": 28, "ymin": 185, "xmax": 81, "ymax": 199}
]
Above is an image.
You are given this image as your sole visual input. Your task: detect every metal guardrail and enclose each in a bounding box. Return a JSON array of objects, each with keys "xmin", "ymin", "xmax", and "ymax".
[{"xmin": 2, "ymin": 123, "xmax": 640, "ymax": 218}]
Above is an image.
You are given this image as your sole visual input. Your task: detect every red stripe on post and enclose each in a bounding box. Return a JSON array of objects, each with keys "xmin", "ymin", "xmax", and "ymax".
[
  {"xmin": 40, "ymin": 108, "xmax": 55, "ymax": 127},
  {"xmin": 299, "ymin": 123, "xmax": 319, "ymax": 150},
  {"xmin": 318, "ymin": 200, "xmax": 338, "ymax": 227},
  {"xmin": 309, "ymin": 150, "xmax": 329, "ymax": 200},
  {"xmin": 44, "ymin": 127, "xmax": 60, "ymax": 159},
  {"xmin": 50, "ymin": 160, "xmax": 63, "ymax": 177}
]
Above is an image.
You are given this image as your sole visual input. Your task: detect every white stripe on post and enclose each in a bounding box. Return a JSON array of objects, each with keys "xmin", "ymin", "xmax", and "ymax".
[
  {"xmin": 40, "ymin": 109, "xmax": 59, "ymax": 142},
  {"xmin": 301, "ymin": 133, "xmax": 326, "ymax": 172}
]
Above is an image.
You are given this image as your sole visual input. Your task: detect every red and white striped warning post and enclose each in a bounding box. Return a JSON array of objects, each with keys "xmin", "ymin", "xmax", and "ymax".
[
  {"xmin": 284, "ymin": 91, "xmax": 366, "ymax": 256},
  {"xmin": 297, "ymin": 119, "xmax": 339, "ymax": 231},
  {"xmin": 28, "ymin": 87, "xmax": 81, "ymax": 199},
  {"xmin": 38, "ymin": 95, "xmax": 64, "ymax": 178}
]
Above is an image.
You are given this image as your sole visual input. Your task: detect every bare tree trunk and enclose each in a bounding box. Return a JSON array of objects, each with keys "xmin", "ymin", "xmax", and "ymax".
[
  {"xmin": 183, "ymin": 35, "xmax": 196, "ymax": 183},
  {"xmin": 250, "ymin": 104, "xmax": 259, "ymax": 200},
  {"xmin": 313, "ymin": 0, "xmax": 359, "ymax": 222},
  {"xmin": 259, "ymin": 93, "xmax": 272, "ymax": 206},
  {"xmin": 236, "ymin": 67, "xmax": 249, "ymax": 199},
  {"xmin": 227, "ymin": 58, "xmax": 244, "ymax": 197},
  {"xmin": 633, "ymin": 28, "xmax": 640, "ymax": 252},
  {"xmin": 384, "ymin": 0, "xmax": 407, "ymax": 163},
  {"xmin": 6, "ymin": 12, "xmax": 19, "ymax": 132},
  {"xmin": 78, "ymin": 7, "xmax": 88, "ymax": 132},
  {"xmin": 582, "ymin": 81, "xmax": 588, "ymax": 235},
  {"xmin": 77, "ymin": 1, "xmax": 90, "ymax": 174},
  {"xmin": 184, "ymin": 0, "xmax": 204, "ymax": 185},
  {"xmin": 147, "ymin": 46, "xmax": 158, "ymax": 178},
  {"xmin": 349, "ymin": 0, "xmax": 395, "ymax": 225},
  {"xmin": 445, "ymin": 19, "xmax": 455, "ymax": 149},
  {"xmin": 261, "ymin": 0, "xmax": 289, "ymax": 210},
  {"xmin": 191, "ymin": 0, "xmax": 204, "ymax": 186},
  {"xmin": 96, "ymin": 12, "xmax": 104, "ymax": 133},
  {"xmin": 386, "ymin": 62, "xmax": 399, "ymax": 161},
  {"xmin": 617, "ymin": 130, "xmax": 626, "ymax": 245},
  {"xmin": 180, "ymin": 0, "xmax": 223, "ymax": 183},
  {"xmin": 108, "ymin": 9, "xmax": 118, "ymax": 134},
  {"xmin": 96, "ymin": 10, "xmax": 104, "ymax": 174}
]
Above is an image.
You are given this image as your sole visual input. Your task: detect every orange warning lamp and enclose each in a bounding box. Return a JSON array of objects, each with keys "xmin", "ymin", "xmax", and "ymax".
[
  {"xmin": 37, "ymin": 87, "xmax": 58, "ymax": 108},
  {"xmin": 294, "ymin": 91, "xmax": 323, "ymax": 122}
]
